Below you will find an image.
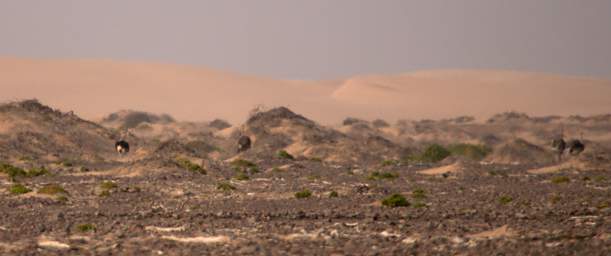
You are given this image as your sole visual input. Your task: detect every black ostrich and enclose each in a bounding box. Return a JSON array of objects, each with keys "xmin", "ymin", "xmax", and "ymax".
[
  {"xmin": 237, "ymin": 135, "xmax": 251, "ymax": 153},
  {"xmin": 115, "ymin": 140, "xmax": 130, "ymax": 155},
  {"xmin": 567, "ymin": 139, "xmax": 585, "ymax": 156}
]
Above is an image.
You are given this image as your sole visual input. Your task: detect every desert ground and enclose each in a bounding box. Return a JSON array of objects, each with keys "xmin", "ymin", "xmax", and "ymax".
[{"xmin": 0, "ymin": 100, "xmax": 609, "ymax": 255}]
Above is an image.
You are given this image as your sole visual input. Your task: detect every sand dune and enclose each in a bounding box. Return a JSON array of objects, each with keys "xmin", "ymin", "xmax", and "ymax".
[{"xmin": 1, "ymin": 57, "xmax": 610, "ymax": 124}]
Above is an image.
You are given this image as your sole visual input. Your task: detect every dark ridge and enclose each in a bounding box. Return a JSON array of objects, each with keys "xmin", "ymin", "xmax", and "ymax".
[
  {"xmin": 246, "ymin": 107, "xmax": 312, "ymax": 125},
  {"xmin": 209, "ymin": 119, "xmax": 232, "ymax": 130},
  {"xmin": 487, "ymin": 111, "xmax": 531, "ymax": 123}
]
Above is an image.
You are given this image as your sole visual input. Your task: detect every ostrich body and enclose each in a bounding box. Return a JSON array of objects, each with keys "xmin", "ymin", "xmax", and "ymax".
[
  {"xmin": 551, "ymin": 138, "xmax": 566, "ymax": 162},
  {"xmin": 567, "ymin": 140, "xmax": 585, "ymax": 155},
  {"xmin": 115, "ymin": 140, "xmax": 130, "ymax": 155},
  {"xmin": 237, "ymin": 135, "xmax": 251, "ymax": 153}
]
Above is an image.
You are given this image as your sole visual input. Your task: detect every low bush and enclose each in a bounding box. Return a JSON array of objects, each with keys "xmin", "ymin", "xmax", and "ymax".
[
  {"xmin": 9, "ymin": 184, "xmax": 31, "ymax": 195},
  {"xmin": 382, "ymin": 194, "xmax": 409, "ymax": 207},
  {"xmin": 295, "ymin": 189, "xmax": 312, "ymax": 199},
  {"xmin": 175, "ymin": 158, "xmax": 206, "ymax": 174}
]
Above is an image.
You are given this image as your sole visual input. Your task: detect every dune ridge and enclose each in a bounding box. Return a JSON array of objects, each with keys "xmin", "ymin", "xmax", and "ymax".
[{"xmin": 1, "ymin": 57, "xmax": 610, "ymax": 124}]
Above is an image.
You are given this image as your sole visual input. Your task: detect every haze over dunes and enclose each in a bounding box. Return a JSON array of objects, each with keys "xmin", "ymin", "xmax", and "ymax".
[{"xmin": 1, "ymin": 57, "xmax": 610, "ymax": 124}]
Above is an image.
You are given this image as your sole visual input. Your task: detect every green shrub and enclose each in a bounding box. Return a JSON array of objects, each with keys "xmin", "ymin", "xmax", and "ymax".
[
  {"xmin": 60, "ymin": 159, "xmax": 74, "ymax": 167},
  {"xmin": 412, "ymin": 201, "xmax": 427, "ymax": 208},
  {"xmin": 406, "ymin": 144, "xmax": 451, "ymax": 163},
  {"xmin": 100, "ymin": 181, "xmax": 118, "ymax": 190},
  {"xmin": 231, "ymin": 159, "xmax": 257, "ymax": 168},
  {"xmin": 175, "ymin": 158, "xmax": 206, "ymax": 174},
  {"xmin": 381, "ymin": 159, "xmax": 400, "ymax": 167},
  {"xmin": 295, "ymin": 189, "xmax": 312, "ymax": 199},
  {"xmin": 76, "ymin": 224, "xmax": 95, "ymax": 232},
  {"xmin": 38, "ymin": 184, "xmax": 67, "ymax": 195},
  {"xmin": 231, "ymin": 159, "xmax": 260, "ymax": 173},
  {"xmin": 26, "ymin": 166, "xmax": 49, "ymax": 177},
  {"xmin": 329, "ymin": 191, "xmax": 339, "ymax": 198},
  {"xmin": 216, "ymin": 182, "xmax": 236, "ymax": 191},
  {"xmin": 9, "ymin": 184, "xmax": 31, "ymax": 195},
  {"xmin": 234, "ymin": 171, "xmax": 250, "ymax": 181},
  {"xmin": 551, "ymin": 176, "xmax": 570, "ymax": 184},
  {"xmin": 448, "ymin": 143, "xmax": 491, "ymax": 160},
  {"xmin": 0, "ymin": 163, "xmax": 27, "ymax": 181},
  {"xmin": 382, "ymin": 194, "xmax": 409, "ymax": 207},
  {"xmin": 412, "ymin": 188, "xmax": 426, "ymax": 199},
  {"xmin": 499, "ymin": 195, "xmax": 513, "ymax": 204},
  {"xmin": 277, "ymin": 150, "xmax": 295, "ymax": 160},
  {"xmin": 368, "ymin": 171, "xmax": 398, "ymax": 180}
]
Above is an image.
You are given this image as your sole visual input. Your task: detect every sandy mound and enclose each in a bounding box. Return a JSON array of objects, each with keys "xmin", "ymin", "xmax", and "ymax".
[
  {"xmin": 0, "ymin": 100, "xmax": 120, "ymax": 163},
  {"xmin": 240, "ymin": 107, "xmax": 403, "ymax": 163},
  {"xmin": 486, "ymin": 138, "xmax": 554, "ymax": 165}
]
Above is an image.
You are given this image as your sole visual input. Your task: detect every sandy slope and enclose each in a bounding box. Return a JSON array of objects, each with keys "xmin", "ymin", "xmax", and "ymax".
[{"xmin": 1, "ymin": 57, "xmax": 610, "ymax": 124}]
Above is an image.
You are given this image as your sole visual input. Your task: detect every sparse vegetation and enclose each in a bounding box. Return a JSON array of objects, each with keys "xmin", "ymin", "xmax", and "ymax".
[
  {"xmin": 499, "ymin": 195, "xmax": 513, "ymax": 204},
  {"xmin": 448, "ymin": 143, "xmax": 491, "ymax": 161},
  {"xmin": 60, "ymin": 159, "xmax": 74, "ymax": 167},
  {"xmin": 26, "ymin": 166, "xmax": 49, "ymax": 177},
  {"xmin": 217, "ymin": 182, "xmax": 236, "ymax": 191},
  {"xmin": 175, "ymin": 158, "xmax": 206, "ymax": 174},
  {"xmin": 597, "ymin": 202, "xmax": 609, "ymax": 210},
  {"xmin": 98, "ymin": 181, "xmax": 118, "ymax": 197},
  {"xmin": 382, "ymin": 194, "xmax": 409, "ymax": 207},
  {"xmin": 551, "ymin": 176, "xmax": 570, "ymax": 184},
  {"xmin": 406, "ymin": 144, "xmax": 451, "ymax": 163},
  {"xmin": 368, "ymin": 171, "xmax": 398, "ymax": 180},
  {"xmin": 380, "ymin": 159, "xmax": 400, "ymax": 167},
  {"xmin": 76, "ymin": 223, "xmax": 96, "ymax": 232},
  {"xmin": 329, "ymin": 191, "xmax": 339, "ymax": 198},
  {"xmin": 412, "ymin": 188, "xmax": 426, "ymax": 199},
  {"xmin": 0, "ymin": 163, "xmax": 27, "ymax": 181},
  {"xmin": 295, "ymin": 189, "xmax": 312, "ymax": 199},
  {"xmin": 234, "ymin": 171, "xmax": 250, "ymax": 181},
  {"xmin": 277, "ymin": 150, "xmax": 295, "ymax": 160},
  {"xmin": 9, "ymin": 183, "xmax": 31, "ymax": 195},
  {"xmin": 412, "ymin": 201, "xmax": 427, "ymax": 208},
  {"xmin": 38, "ymin": 184, "xmax": 67, "ymax": 195},
  {"xmin": 231, "ymin": 159, "xmax": 259, "ymax": 174}
]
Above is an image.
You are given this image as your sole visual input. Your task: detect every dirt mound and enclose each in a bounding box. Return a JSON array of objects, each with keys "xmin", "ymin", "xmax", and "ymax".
[
  {"xmin": 100, "ymin": 110, "xmax": 175, "ymax": 130},
  {"xmin": 485, "ymin": 138, "xmax": 554, "ymax": 165},
  {"xmin": 0, "ymin": 99, "xmax": 118, "ymax": 163},
  {"xmin": 241, "ymin": 107, "xmax": 403, "ymax": 163}
]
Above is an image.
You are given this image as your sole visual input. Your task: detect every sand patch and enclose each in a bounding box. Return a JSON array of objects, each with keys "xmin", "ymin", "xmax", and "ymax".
[
  {"xmin": 37, "ymin": 237, "xmax": 70, "ymax": 249},
  {"xmin": 467, "ymin": 225, "xmax": 515, "ymax": 239},
  {"xmin": 418, "ymin": 162, "xmax": 462, "ymax": 175},
  {"xmin": 145, "ymin": 226, "xmax": 186, "ymax": 233},
  {"xmin": 161, "ymin": 235, "xmax": 230, "ymax": 244},
  {"xmin": 527, "ymin": 159, "xmax": 589, "ymax": 174}
]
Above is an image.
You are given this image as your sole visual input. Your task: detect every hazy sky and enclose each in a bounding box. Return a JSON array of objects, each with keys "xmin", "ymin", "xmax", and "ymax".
[{"xmin": 1, "ymin": 0, "xmax": 610, "ymax": 79}]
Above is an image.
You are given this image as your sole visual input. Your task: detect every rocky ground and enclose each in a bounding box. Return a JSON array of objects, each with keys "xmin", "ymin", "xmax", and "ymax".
[{"xmin": 0, "ymin": 100, "xmax": 609, "ymax": 255}]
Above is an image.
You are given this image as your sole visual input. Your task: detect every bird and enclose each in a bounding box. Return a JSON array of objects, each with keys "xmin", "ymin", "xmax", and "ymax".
[
  {"xmin": 237, "ymin": 135, "xmax": 251, "ymax": 153},
  {"xmin": 115, "ymin": 140, "xmax": 130, "ymax": 155},
  {"xmin": 567, "ymin": 139, "xmax": 585, "ymax": 156},
  {"xmin": 551, "ymin": 137, "xmax": 566, "ymax": 162}
]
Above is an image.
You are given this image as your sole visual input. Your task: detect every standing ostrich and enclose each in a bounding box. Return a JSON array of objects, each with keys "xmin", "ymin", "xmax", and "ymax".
[
  {"xmin": 551, "ymin": 137, "xmax": 566, "ymax": 162},
  {"xmin": 568, "ymin": 132, "xmax": 585, "ymax": 156},
  {"xmin": 551, "ymin": 126, "xmax": 566, "ymax": 162}
]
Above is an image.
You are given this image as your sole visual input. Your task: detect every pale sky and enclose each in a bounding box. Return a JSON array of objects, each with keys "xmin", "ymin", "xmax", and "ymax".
[{"xmin": 1, "ymin": 0, "xmax": 610, "ymax": 79}]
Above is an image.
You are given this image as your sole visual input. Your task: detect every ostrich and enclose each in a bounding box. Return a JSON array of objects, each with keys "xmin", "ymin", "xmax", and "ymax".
[
  {"xmin": 115, "ymin": 140, "xmax": 130, "ymax": 155},
  {"xmin": 551, "ymin": 137, "xmax": 566, "ymax": 162},
  {"xmin": 551, "ymin": 126, "xmax": 566, "ymax": 162},
  {"xmin": 568, "ymin": 139, "xmax": 585, "ymax": 156},
  {"xmin": 237, "ymin": 135, "xmax": 251, "ymax": 153}
]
